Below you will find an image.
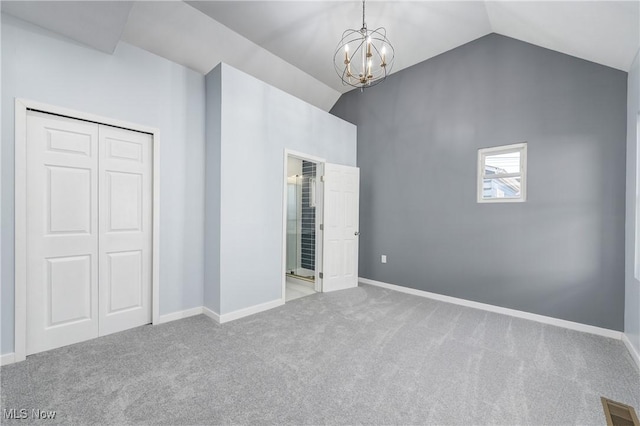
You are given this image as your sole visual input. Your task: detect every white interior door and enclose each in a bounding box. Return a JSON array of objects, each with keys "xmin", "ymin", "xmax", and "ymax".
[
  {"xmin": 99, "ymin": 125, "xmax": 152, "ymax": 336},
  {"xmin": 322, "ymin": 163, "xmax": 360, "ymax": 292},
  {"xmin": 26, "ymin": 112, "xmax": 100, "ymax": 355}
]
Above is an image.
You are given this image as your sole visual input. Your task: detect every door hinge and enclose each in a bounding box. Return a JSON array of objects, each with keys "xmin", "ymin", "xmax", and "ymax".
[
  {"xmin": 319, "ymin": 224, "xmax": 324, "ymax": 231},
  {"xmin": 319, "ymin": 272, "xmax": 323, "ymax": 279},
  {"xmin": 320, "ymin": 175, "xmax": 325, "ymax": 182}
]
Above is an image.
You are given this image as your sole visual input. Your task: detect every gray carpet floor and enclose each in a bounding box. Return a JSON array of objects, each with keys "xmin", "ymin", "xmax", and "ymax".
[{"xmin": 1, "ymin": 284, "xmax": 639, "ymax": 425}]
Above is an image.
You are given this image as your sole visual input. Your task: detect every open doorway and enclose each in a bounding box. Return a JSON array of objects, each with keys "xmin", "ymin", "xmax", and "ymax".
[
  {"xmin": 281, "ymin": 150, "xmax": 360, "ymax": 303},
  {"xmin": 283, "ymin": 152, "xmax": 323, "ymax": 302}
]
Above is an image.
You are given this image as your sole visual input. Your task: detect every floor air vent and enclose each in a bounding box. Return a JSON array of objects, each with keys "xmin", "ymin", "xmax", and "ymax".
[{"xmin": 601, "ymin": 397, "xmax": 640, "ymax": 426}]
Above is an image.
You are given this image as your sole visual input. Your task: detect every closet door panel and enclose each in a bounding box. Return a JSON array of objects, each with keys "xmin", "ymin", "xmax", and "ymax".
[
  {"xmin": 26, "ymin": 112, "xmax": 100, "ymax": 355},
  {"xmin": 98, "ymin": 126, "xmax": 152, "ymax": 336}
]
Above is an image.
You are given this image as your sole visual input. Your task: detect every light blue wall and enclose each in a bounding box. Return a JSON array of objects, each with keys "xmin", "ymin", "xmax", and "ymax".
[
  {"xmin": 625, "ymin": 50, "xmax": 640, "ymax": 357},
  {"xmin": 216, "ymin": 64, "xmax": 356, "ymax": 314},
  {"xmin": 204, "ymin": 64, "xmax": 221, "ymax": 313},
  {"xmin": 1, "ymin": 14, "xmax": 206, "ymax": 354}
]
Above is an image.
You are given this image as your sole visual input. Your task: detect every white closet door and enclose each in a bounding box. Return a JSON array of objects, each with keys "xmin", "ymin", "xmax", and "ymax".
[
  {"xmin": 98, "ymin": 125, "xmax": 152, "ymax": 336},
  {"xmin": 26, "ymin": 112, "xmax": 100, "ymax": 355},
  {"xmin": 322, "ymin": 163, "xmax": 360, "ymax": 292}
]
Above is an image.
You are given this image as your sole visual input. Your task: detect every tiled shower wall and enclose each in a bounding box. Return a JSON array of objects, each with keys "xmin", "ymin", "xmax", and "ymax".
[{"xmin": 301, "ymin": 161, "xmax": 316, "ymax": 271}]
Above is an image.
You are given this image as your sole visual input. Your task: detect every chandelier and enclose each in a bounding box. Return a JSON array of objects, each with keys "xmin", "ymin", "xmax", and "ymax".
[{"xmin": 333, "ymin": 0, "xmax": 395, "ymax": 90}]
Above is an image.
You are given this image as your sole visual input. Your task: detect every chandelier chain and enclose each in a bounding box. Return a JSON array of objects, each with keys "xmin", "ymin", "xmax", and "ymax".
[{"xmin": 362, "ymin": 0, "xmax": 366, "ymax": 30}]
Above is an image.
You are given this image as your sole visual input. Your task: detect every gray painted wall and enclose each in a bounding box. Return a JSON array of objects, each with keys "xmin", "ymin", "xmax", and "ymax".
[
  {"xmin": 212, "ymin": 64, "xmax": 357, "ymax": 315},
  {"xmin": 204, "ymin": 64, "xmax": 222, "ymax": 313},
  {"xmin": 1, "ymin": 14, "xmax": 206, "ymax": 354},
  {"xmin": 331, "ymin": 34, "xmax": 627, "ymax": 331},
  {"xmin": 625, "ymin": 50, "xmax": 640, "ymax": 354}
]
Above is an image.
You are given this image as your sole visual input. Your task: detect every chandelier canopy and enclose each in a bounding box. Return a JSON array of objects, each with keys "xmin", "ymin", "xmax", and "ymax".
[{"xmin": 333, "ymin": 0, "xmax": 395, "ymax": 90}]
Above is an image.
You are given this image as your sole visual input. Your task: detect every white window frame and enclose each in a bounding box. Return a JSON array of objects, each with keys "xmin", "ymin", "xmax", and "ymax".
[
  {"xmin": 477, "ymin": 142, "xmax": 527, "ymax": 203},
  {"xmin": 635, "ymin": 113, "xmax": 640, "ymax": 281}
]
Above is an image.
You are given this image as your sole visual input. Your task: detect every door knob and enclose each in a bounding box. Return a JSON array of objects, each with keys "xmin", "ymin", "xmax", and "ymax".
[{"xmin": 354, "ymin": 231, "xmax": 360, "ymax": 236}]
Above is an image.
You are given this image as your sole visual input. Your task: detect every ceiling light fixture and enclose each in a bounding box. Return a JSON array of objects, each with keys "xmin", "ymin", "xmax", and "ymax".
[{"xmin": 334, "ymin": 0, "xmax": 394, "ymax": 91}]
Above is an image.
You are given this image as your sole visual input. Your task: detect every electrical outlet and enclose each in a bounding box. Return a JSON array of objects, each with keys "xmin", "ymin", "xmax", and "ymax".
[{"xmin": 381, "ymin": 255, "xmax": 387, "ymax": 264}]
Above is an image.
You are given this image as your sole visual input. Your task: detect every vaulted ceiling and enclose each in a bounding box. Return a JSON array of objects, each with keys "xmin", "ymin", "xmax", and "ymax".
[{"xmin": 2, "ymin": 1, "xmax": 639, "ymax": 111}]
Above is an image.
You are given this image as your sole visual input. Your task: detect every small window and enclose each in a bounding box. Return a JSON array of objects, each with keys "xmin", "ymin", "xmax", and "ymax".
[{"xmin": 477, "ymin": 143, "xmax": 527, "ymax": 203}]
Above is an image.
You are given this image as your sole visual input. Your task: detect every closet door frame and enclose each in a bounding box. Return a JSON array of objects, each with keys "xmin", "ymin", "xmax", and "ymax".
[{"xmin": 14, "ymin": 98, "xmax": 161, "ymax": 363}]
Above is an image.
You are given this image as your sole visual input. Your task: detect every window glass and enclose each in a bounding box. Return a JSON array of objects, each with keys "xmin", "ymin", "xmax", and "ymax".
[
  {"xmin": 485, "ymin": 151, "xmax": 520, "ymax": 174},
  {"xmin": 483, "ymin": 177, "xmax": 521, "ymax": 199}
]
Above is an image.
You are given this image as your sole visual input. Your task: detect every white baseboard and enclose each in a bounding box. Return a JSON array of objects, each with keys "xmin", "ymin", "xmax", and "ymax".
[
  {"xmin": 220, "ymin": 298, "xmax": 284, "ymax": 323},
  {"xmin": 199, "ymin": 298, "xmax": 285, "ymax": 324},
  {"xmin": 1, "ymin": 352, "xmax": 16, "ymax": 366},
  {"xmin": 203, "ymin": 306, "xmax": 221, "ymax": 323},
  {"xmin": 622, "ymin": 333, "xmax": 640, "ymax": 371},
  {"xmin": 155, "ymin": 306, "xmax": 203, "ymax": 325},
  {"xmin": 359, "ymin": 277, "xmax": 623, "ymax": 340}
]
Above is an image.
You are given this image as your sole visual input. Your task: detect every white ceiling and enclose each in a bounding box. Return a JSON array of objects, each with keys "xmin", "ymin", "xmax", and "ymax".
[
  {"xmin": 1, "ymin": 1, "xmax": 134, "ymax": 53},
  {"xmin": 485, "ymin": 1, "xmax": 639, "ymax": 72},
  {"xmin": 2, "ymin": 1, "xmax": 638, "ymax": 111},
  {"xmin": 120, "ymin": 1, "xmax": 341, "ymax": 110},
  {"xmin": 188, "ymin": 1, "xmax": 495, "ymax": 92}
]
